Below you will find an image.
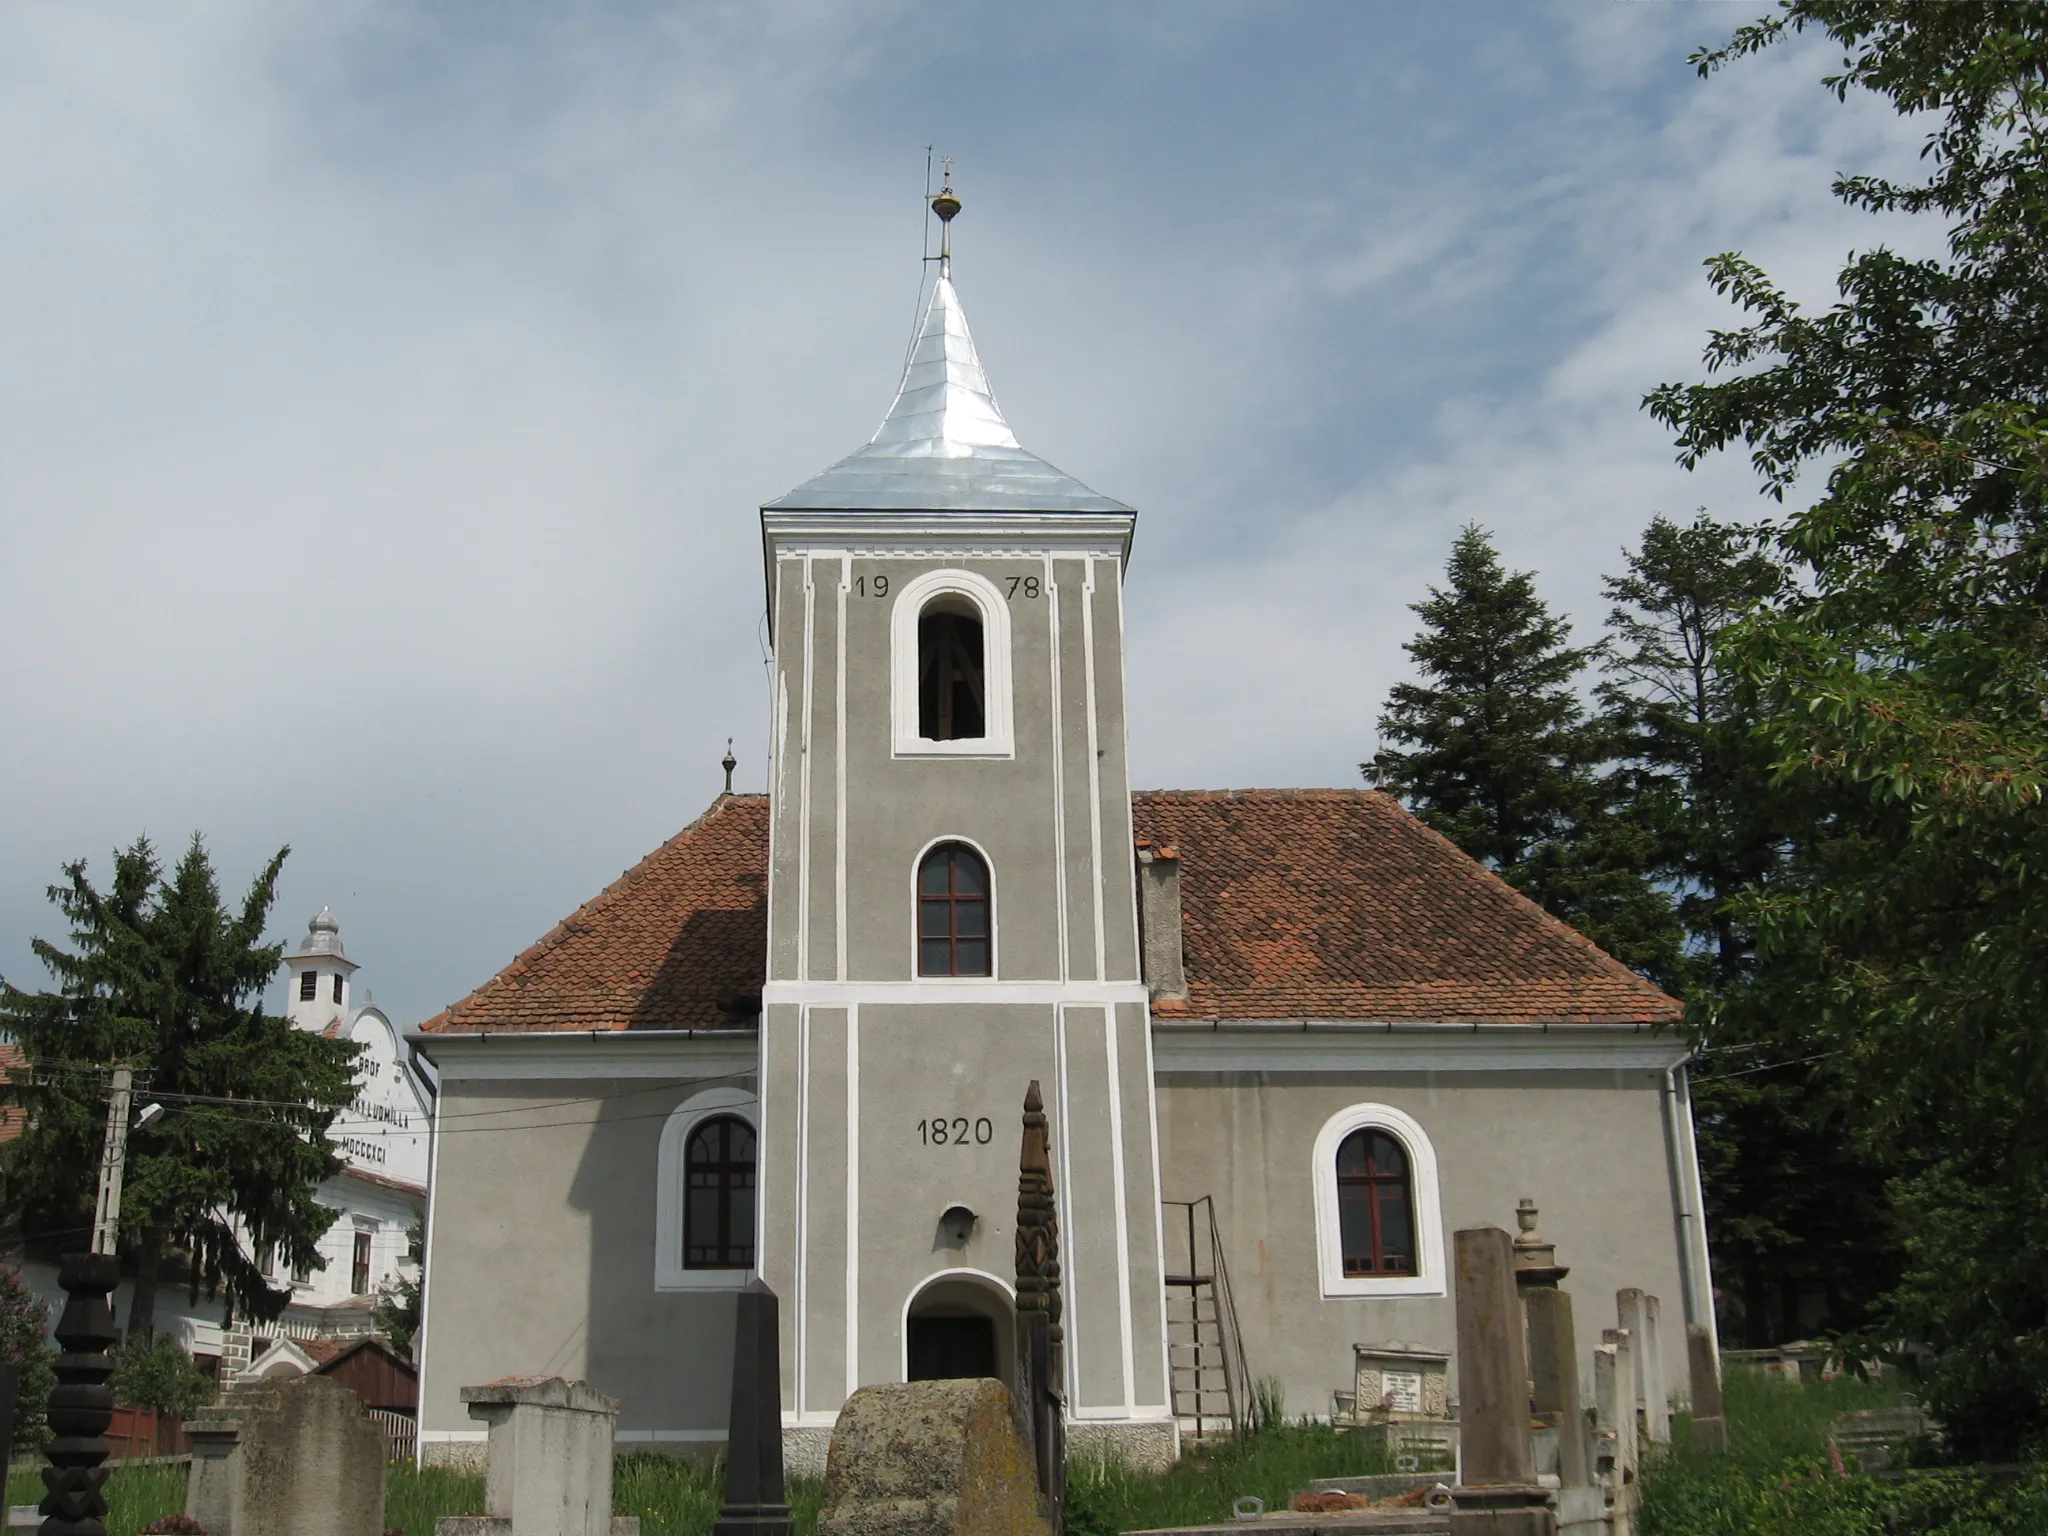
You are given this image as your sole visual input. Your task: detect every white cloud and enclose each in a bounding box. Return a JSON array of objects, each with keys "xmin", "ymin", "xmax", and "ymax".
[{"xmin": 0, "ymin": 1, "xmax": 1951, "ymax": 1020}]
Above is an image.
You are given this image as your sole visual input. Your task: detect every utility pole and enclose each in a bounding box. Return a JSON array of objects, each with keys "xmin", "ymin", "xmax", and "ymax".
[{"xmin": 90, "ymin": 1064, "xmax": 134, "ymax": 1257}]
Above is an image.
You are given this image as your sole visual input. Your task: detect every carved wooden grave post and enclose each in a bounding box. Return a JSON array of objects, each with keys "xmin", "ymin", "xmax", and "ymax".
[
  {"xmin": 713, "ymin": 1278, "xmax": 794, "ymax": 1536},
  {"xmin": 1015, "ymin": 1080, "xmax": 1065, "ymax": 1535},
  {"xmin": 40, "ymin": 1252, "xmax": 120, "ymax": 1536}
]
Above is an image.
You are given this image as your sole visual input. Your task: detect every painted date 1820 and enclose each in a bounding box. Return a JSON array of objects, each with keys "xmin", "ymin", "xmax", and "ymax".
[{"xmin": 919, "ymin": 1117, "xmax": 995, "ymax": 1146}]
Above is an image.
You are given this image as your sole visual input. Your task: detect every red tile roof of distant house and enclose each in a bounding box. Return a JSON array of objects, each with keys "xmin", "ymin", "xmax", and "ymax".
[
  {"xmin": 0, "ymin": 1045, "xmax": 25, "ymax": 1145},
  {"xmin": 420, "ymin": 789, "xmax": 1678, "ymax": 1034}
]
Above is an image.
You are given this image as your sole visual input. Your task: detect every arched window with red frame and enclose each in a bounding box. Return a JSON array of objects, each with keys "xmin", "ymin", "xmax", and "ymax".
[
  {"xmin": 1336, "ymin": 1128, "xmax": 1417, "ymax": 1277},
  {"xmin": 684, "ymin": 1116, "xmax": 756, "ymax": 1269},
  {"xmin": 918, "ymin": 843, "xmax": 991, "ymax": 977}
]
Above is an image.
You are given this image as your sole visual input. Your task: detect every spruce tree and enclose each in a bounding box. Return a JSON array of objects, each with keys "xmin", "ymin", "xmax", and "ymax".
[
  {"xmin": 0, "ymin": 835, "xmax": 359, "ymax": 1335},
  {"xmin": 1599, "ymin": 511, "xmax": 1786, "ymax": 980},
  {"xmin": 1366, "ymin": 524, "xmax": 1595, "ymax": 869},
  {"xmin": 1366, "ymin": 525, "xmax": 1680, "ymax": 979},
  {"xmin": 1600, "ymin": 512, "xmax": 1900, "ymax": 1347}
]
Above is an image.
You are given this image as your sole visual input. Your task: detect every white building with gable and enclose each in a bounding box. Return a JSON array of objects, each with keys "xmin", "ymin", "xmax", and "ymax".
[{"xmin": 224, "ymin": 909, "xmax": 432, "ymax": 1381}]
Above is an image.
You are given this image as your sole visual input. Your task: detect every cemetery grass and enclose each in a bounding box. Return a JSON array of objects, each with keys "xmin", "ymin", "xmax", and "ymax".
[
  {"xmin": 5, "ymin": 1459, "xmax": 186, "ymax": 1535},
  {"xmin": 381, "ymin": 1456, "xmax": 828, "ymax": 1536},
  {"xmin": 1641, "ymin": 1368, "xmax": 2048, "ymax": 1536},
  {"xmin": 1065, "ymin": 1421, "xmax": 1401, "ymax": 1536}
]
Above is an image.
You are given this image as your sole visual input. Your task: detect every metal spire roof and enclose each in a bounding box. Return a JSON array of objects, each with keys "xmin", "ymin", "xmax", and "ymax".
[{"xmin": 764, "ymin": 268, "xmax": 1131, "ymax": 515}]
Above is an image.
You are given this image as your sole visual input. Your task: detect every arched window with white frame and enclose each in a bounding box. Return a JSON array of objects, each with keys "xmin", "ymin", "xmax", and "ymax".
[
  {"xmin": 655, "ymin": 1086, "xmax": 757, "ymax": 1290},
  {"xmin": 1311, "ymin": 1103, "xmax": 1446, "ymax": 1298},
  {"xmin": 890, "ymin": 570, "xmax": 1014, "ymax": 758}
]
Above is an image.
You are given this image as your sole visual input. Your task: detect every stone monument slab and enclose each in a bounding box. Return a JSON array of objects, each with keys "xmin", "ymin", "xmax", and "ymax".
[{"xmin": 818, "ymin": 1379, "xmax": 1051, "ymax": 1536}]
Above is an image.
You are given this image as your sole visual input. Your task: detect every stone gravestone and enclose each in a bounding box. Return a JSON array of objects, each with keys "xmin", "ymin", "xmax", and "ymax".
[
  {"xmin": 818, "ymin": 1379, "xmax": 1052, "ymax": 1536},
  {"xmin": 712, "ymin": 1280, "xmax": 793, "ymax": 1536},
  {"xmin": 184, "ymin": 1375, "xmax": 385, "ymax": 1536},
  {"xmin": 1447, "ymin": 1227, "xmax": 1554, "ymax": 1536},
  {"xmin": 1510, "ymin": 1202, "xmax": 1597, "ymax": 1536},
  {"xmin": 1594, "ymin": 1331, "xmax": 1639, "ymax": 1536},
  {"xmin": 1614, "ymin": 1292, "xmax": 1668, "ymax": 1446},
  {"xmin": 184, "ymin": 1380, "xmax": 286, "ymax": 1536},
  {"xmin": 436, "ymin": 1377, "xmax": 639, "ymax": 1536},
  {"xmin": 1686, "ymin": 1326, "xmax": 1726, "ymax": 1453}
]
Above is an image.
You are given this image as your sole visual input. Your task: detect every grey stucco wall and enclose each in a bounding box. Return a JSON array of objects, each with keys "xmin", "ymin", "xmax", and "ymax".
[
  {"xmin": 766, "ymin": 551, "xmax": 1140, "ymax": 986},
  {"xmin": 760, "ymin": 539, "xmax": 1166, "ymax": 1434},
  {"xmin": 418, "ymin": 1075, "xmax": 745, "ymax": 1447},
  {"xmin": 1157, "ymin": 1069, "xmax": 1695, "ymax": 1423},
  {"xmin": 759, "ymin": 995, "xmax": 1169, "ymax": 1424}
]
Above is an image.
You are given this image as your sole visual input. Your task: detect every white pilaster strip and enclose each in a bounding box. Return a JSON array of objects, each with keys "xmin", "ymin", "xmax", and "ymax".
[
  {"xmin": 1053, "ymin": 1004, "xmax": 1080, "ymax": 1407},
  {"xmin": 844, "ymin": 1004, "xmax": 861, "ymax": 1398},
  {"xmin": 1105, "ymin": 1008, "xmax": 1136, "ymax": 1413},
  {"xmin": 794, "ymin": 1004, "xmax": 811, "ymax": 1414},
  {"xmin": 797, "ymin": 560, "xmax": 816, "ymax": 982},
  {"xmin": 835, "ymin": 556, "xmax": 850, "ymax": 982},
  {"xmin": 1141, "ymin": 1001, "xmax": 1173, "ymax": 1414},
  {"xmin": 1082, "ymin": 559, "xmax": 1106, "ymax": 981},
  {"xmin": 1047, "ymin": 552, "xmax": 1069, "ymax": 983}
]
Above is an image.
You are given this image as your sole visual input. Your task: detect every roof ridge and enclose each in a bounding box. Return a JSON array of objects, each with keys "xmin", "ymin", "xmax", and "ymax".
[{"xmin": 1132, "ymin": 787, "xmax": 1391, "ymax": 802}]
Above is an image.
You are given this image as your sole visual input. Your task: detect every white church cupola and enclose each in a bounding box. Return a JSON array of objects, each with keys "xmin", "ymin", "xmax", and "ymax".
[{"xmin": 282, "ymin": 906, "xmax": 359, "ymax": 1033}]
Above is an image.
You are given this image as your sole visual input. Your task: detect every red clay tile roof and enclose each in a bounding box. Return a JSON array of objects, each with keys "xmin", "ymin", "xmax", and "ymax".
[
  {"xmin": 424, "ymin": 788, "xmax": 1678, "ymax": 1033},
  {"xmin": 1133, "ymin": 790, "xmax": 1679, "ymax": 1026},
  {"xmin": 0, "ymin": 1045, "xmax": 25, "ymax": 1145},
  {"xmin": 421, "ymin": 795, "xmax": 769, "ymax": 1034}
]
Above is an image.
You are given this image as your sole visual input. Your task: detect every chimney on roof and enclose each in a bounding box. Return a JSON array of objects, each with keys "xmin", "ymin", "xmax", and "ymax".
[{"xmin": 1135, "ymin": 840, "xmax": 1188, "ymax": 1003}]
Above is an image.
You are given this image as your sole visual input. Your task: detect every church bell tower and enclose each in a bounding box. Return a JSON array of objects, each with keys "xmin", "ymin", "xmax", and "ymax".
[{"xmin": 757, "ymin": 180, "xmax": 1173, "ymax": 1460}]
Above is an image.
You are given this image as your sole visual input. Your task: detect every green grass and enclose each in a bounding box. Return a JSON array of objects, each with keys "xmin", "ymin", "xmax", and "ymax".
[
  {"xmin": 384, "ymin": 1463, "xmax": 485, "ymax": 1536},
  {"xmin": 1066, "ymin": 1423, "xmax": 1399, "ymax": 1536},
  {"xmin": 1642, "ymin": 1365, "xmax": 2048, "ymax": 1536},
  {"xmin": 5, "ymin": 1459, "xmax": 188, "ymax": 1534}
]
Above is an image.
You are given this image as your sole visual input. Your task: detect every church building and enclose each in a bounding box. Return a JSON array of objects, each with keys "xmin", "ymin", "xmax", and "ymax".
[{"xmin": 411, "ymin": 192, "xmax": 1710, "ymax": 1472}]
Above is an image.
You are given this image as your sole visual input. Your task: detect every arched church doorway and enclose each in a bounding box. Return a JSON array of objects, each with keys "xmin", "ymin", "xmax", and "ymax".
[{"xmin": 903, "ymin": 1271, "xmax": 1015, "ymax": 1389}]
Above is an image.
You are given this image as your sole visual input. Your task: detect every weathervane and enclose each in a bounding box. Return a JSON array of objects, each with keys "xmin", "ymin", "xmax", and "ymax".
[{"xmin": 928, "ymin": 156, "xmax": 960, "ymax": 271}]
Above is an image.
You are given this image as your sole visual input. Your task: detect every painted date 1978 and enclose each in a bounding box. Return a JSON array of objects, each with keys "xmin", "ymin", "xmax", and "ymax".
[{"xmin": 919, "ymin": 1116, "xmax": 994, "ymax": 1146}]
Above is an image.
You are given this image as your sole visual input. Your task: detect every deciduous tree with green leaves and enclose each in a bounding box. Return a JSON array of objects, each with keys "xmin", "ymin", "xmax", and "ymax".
[
  {"xmin": 1366, "ymin": 523, "xmax": 1682, "ymax": 982},
  {"xmin": 0, "ymin": 836, "xmax": 359, "ymax": 1339},
  {"xmin": 375, "ymin": 1216, "xmax": 423, "ymax": 1359},
  {"xmin": 1647, "ymin": 1, "xmax": 2048, "ymax": 1454},
  {"xmin": 0, "ymin": 1261, "xmax": 56, "ymax": 1451}
]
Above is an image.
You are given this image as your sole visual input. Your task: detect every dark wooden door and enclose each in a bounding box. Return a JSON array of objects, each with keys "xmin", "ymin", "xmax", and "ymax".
[{"xmin": 907, "ymin": 1315, "xmax": 997, "ymax": 1381}]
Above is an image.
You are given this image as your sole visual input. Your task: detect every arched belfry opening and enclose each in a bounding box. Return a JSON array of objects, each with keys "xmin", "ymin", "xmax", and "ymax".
[
  {"xmin": 904, "ymin": 1272, "xmax": 1015, "ymax": 1389},
  {"xmin": 918, "ymin": 598, "xmax": 986, "ymax": 741}
]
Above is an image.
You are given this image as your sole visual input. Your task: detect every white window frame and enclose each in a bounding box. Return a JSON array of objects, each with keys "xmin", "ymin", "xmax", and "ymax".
[
  {"xmin": 655, "ymin": 1086, "xmax": 758, "ymax": 1292},
  {"xmin": 890, "ymin": 569, "xmax": 1015, "ymax": 759},
  {"xmin": 909, "ymin": 834, "xmax": 999, "ymax": 981},
  {"xmin": 1311, "ymin": 1103, "xmax": 1446, "ymax": 1299}
]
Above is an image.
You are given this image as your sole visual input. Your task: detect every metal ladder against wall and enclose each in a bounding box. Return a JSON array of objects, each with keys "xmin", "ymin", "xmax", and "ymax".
[{"xmin": 1161, "ymin": 1196, "xmax": 1252, "ymax": 1443}]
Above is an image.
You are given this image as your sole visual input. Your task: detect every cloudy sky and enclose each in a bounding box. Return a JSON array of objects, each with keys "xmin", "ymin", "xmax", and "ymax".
[{"xmin": 0, "ymin": 2, "xmax": 1931, "ymax": 1025}]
